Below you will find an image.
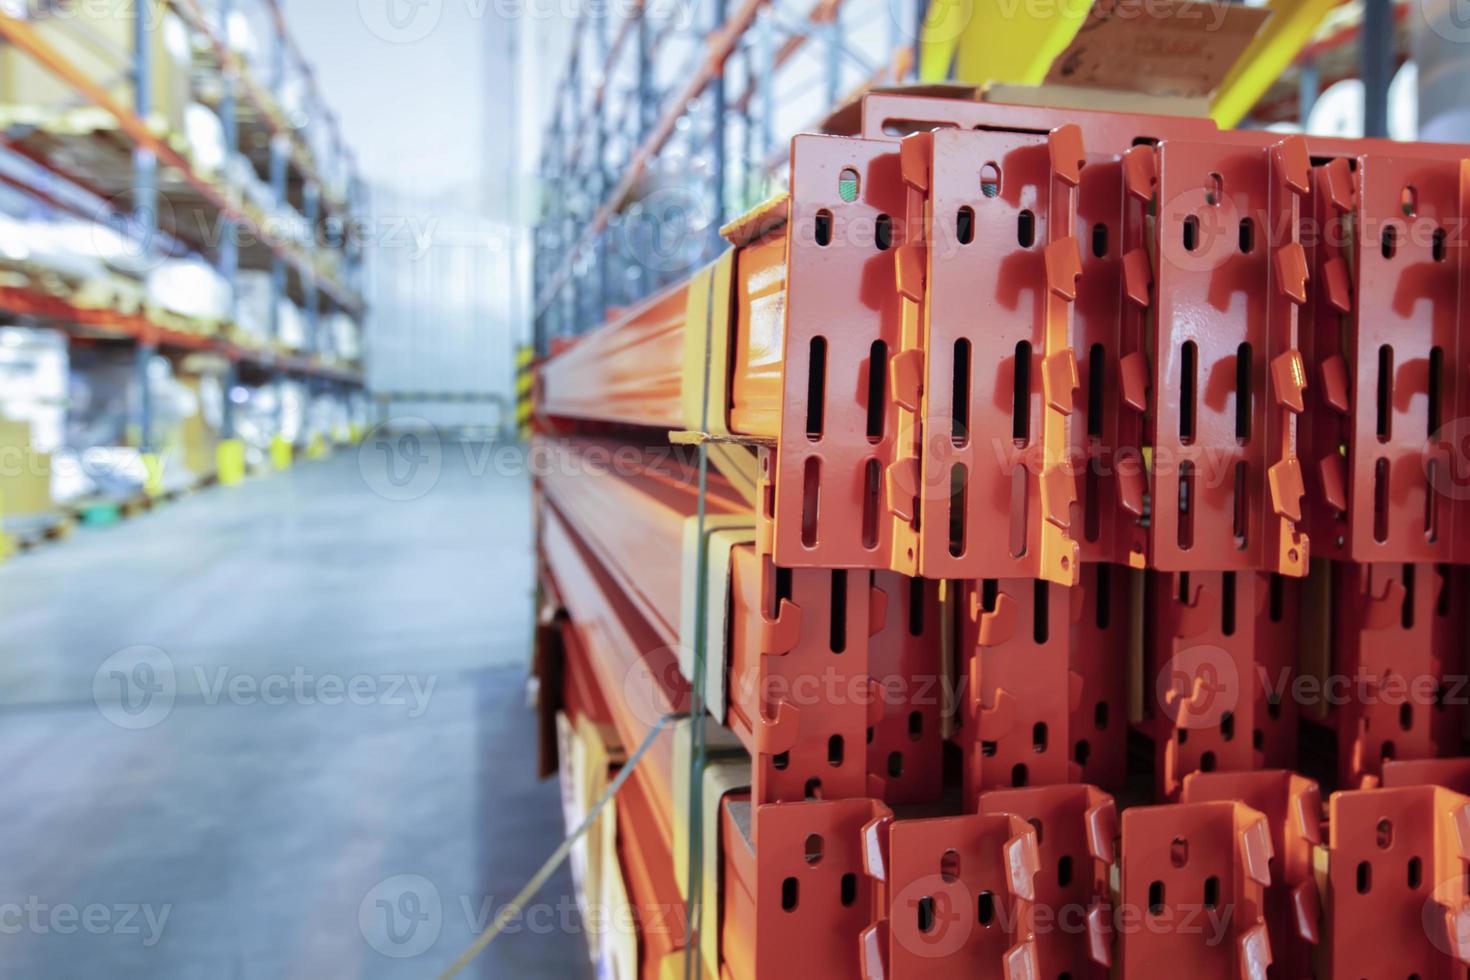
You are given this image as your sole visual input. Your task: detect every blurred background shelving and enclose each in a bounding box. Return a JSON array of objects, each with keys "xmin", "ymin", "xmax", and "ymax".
[{"xmin": 0, "ymin": 0, "xmax": 371, "ymax": 543}]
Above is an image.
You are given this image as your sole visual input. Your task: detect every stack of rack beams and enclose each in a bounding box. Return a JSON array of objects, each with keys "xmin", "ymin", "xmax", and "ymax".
[{"xmin": 531, "ymin": 91, "xmax": 1470, "ymax": 979}]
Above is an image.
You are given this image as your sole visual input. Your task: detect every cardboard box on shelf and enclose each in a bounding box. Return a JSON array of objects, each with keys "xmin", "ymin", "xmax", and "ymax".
[
  {"xmin": 0, "ymin": 418, "xmax": 54, "ymax": 519},
  {"xmin": 983, "ymin": 83, "xmax": 1214, "ymax": 117},
  {"xmin": 176, "ymin": 368, "xmax": 229, "ymax": 484},
  {"xmin": 556, "ymin": 711, "xmax": 626, "ymax": 967},
  {"xmin": 597, "ymin": 799, "xmax": 638, "ymax": 980},
  {"xmin": 0, "ymin": 4, "xmax": 192, "ymax": 135},
  {"xmin": 987, "ymin": 0, "xmax": 1272, "ymax": 117}
]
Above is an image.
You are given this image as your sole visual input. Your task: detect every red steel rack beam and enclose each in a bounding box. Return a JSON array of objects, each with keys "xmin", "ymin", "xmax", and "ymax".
[
  {"xmin": 533, "ymin": 91, "xmax": 1470, "ymax": 980},
  {"xmin": 538, "ymin": 500, "xmax": 689, "ymax": 849},
  {"xmin": 1323, "ymin": 785, "xmax": 1470, "ymax": 978},
  {"xmin": 726, "ymin": 542, "xmax": 877, "ymax": 805},
  {"xmin": 859, "ymin": 809, "xmax": 1041, "ymax": 979},
  {"xmin": 1301, "ymin": 153, "xmax": 1470, "ymax": 564},
  {"xmin": 0, "ymin": 284, "xmax": 363, "ymax": 385},
  {"xmin": 866, "ymin": 574, "xmax": 944, "ymax": 805},
  {"xmin": 1383, "ymin": 757, "xmax": 1470, "ymax": 794},
  {"xmin": 956, "ymin": 577, "xmax": 1075, "ymax": 797},
  {"xmin": 1325, "ymin": 562, "xmax": 1465, "ymax": 788},
  {"xmin": 536, "ymin": 281, "xmax": 690, "ymax": 430},
  {"xmin": 1117, "ymin": 800, "xmax": 1272, "ymax": 978},
  {"xmin": 1182, "ymin": 769, "xmax": 1323, "ymax": 980},
  {"xmin": 884, "ymin": 123, "xmax": 1084, "ymax": 584},
  {"xmin": 722, "ymin": 794, "xmax": 892, "ymax": 980},
  {"xmin": 1069, "ymin": 563, "xmax": 1133, "ymax": 790},
  {"xmin": 1144, "ymin": 571, "xmax": 1259, "ymax": 799},
  {"xmin": 535, "ymin": 437, "xmax": 748, "ymax": 642},
  {"xmin": 978, "ymin": 785, "xmax": 1117, "ymax": 980},
  {"xmin": 540, "ymin": 94, "xmax": 1470, "ymax": 433}
]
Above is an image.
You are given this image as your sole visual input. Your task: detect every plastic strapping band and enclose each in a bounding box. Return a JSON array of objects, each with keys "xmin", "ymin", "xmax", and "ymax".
[
  {"xmin": 683, "ymin": 257, "xmax": 720, "ymax": 980},
  {"xmin": 435, "ymin": 712, "xmax": 680, "ymax": 980}
]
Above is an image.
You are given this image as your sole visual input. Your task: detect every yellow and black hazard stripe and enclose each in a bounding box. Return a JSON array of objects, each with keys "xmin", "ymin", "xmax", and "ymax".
[{"xmin": 516, "ymin": 345, "xmax": 535, "ymax": 439}]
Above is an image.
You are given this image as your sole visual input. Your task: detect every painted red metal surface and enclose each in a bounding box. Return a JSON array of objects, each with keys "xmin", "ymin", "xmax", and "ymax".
[
  {"xmin": 858, "ymin": 97, "xmax": 1322, "ymax": 576},
  {"xmin": 1327, "ymin": 562, "xmax": 1463, "ymax": 788},
  {"xmin": 956, "ymin": 578, "xmax": 1075, "ymax": 799},
  {"xmin": 859, "ymin": 94, "xmax": 1221, "ymax": 152},
  {"xmin": 1323, "ymin": 785, "xmax": 1470, "ymax": 979},
  {"xmin": 537, "ymin": 280, "xmax": 690, "ymax": 428},
  {"xmin": 1130, "ymin": 136, "xmax": 1311, "ymax": 577},
  {"xmin": 720, "ymin": 795, "xmax": 892, "ymax": 980},
  {"xmin": 727, "ymin": 545, "xmax": 876, "ymax": 805},
  {"xmin": 533, "ymin": 96, "xmax": 1470, "ymax": 980},
  {"xmin": 888, "ymin": 125, "xmax": 1083, "ymax": 586},
  {"xmin": 979, "ymin": 785, "xmax": 1117, "ymax": 980},
  {"xmin": 1299, "ymin": 154, "xmax": 1470, "ymax": 563},
  {"xmin": 866, "ymin": 573, "xmax": 946, "ymax": 806},
  {"xmin": 1254, "ymin": 573, "xmax": 1303, "ymax": 770},
  {"xmin": 1071, "ymin": 152, "xmax": 1150, "ymax": 568},
  {"xmin": 616, "ymin": 750, "xmax": 692, "ymax": 971},
  {"xmin": 1144, "ymin": 571, "xmax": 1259, "ymax": 799},
  {"xmin": 728, "ymin": 232, "xmax": 790, "ymax": 437},
  {"xmin": 559, "ymin": 620, "xmax": 618, "ymax": 733},
  {"xmin": 1068, "ymin": 563, "xmax": 1133, "ymax": 790},
  {"xmin": 537, "ymin": 502, "xmax": 688, "ymax": 854},
  {"xmin": 774, "ymin": 135, "xmax": 906, "ymax": 570},
  {"xmin": 1382, "ymin": 758, "xmax": 1470, "ymax": 794},
  {"xmin": 1118, "ymin": 800, "xmax": 1273, "ymax": 979},
  {"xmin": 859, "ymin": 810, "xmax": 1040, "ymax": 979},
  {"xmin": 856, "ymin": 92, "xmax": 1470, "ymax": 164},
  {"xmin": 534, "ymin": 436, "xmax": 748, "ymax": 642},
  {"xmin": 1182, "ymin": 770, "xmax": 1323, "ymax": 980}
]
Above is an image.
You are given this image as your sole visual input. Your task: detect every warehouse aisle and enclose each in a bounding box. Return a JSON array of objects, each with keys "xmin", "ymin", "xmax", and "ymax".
[{"xmin": 0, "ymin": 445, "xmax": 592, "ymax": 979}]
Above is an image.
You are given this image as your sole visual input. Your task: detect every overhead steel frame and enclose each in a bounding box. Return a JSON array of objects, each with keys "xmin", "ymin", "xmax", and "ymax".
[{"xmin": 531, "ymin": 0, "xmax": 917, "ymax": 356}]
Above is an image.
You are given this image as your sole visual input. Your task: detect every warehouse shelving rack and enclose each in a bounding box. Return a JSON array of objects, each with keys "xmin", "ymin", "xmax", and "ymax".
[
  {"xmin": 530, "ymin": 43, "xmax": 1470, "ymax": 974},
  {"xmin": 529, "ymin": 0, "xmax": 1370, "ymax": 360},
  {"xmin": 0, "ymin": 0, "xmax": 365, "ymax": 462},
  {"xmin": 531, "ymin": 0, "xmax": 923, "ymax": 355}
]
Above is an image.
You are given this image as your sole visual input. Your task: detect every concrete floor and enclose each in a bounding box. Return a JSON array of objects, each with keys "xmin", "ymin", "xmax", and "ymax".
[{"xmin": 0, "ymin": 444, "xmax": 592, "ymax": 979}]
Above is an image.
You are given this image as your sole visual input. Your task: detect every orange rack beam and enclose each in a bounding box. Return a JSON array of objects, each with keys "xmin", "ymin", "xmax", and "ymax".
[
  {"xmin": 0, "ymin": 283, "xmax": 363, "ymax": 385},
  {"xmin": 532, "ymin": 89, "xmax": 1470, "ymax": 980}
]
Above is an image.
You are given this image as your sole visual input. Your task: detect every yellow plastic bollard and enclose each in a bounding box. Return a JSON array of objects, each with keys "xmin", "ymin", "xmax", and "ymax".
[
  {"xmin": 217, "ymin": 439, "xmax": 246, "ymax": 486},
  {"xmin": 141, "ymin": 453, "xmax": 165, "ymax": 498}
]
